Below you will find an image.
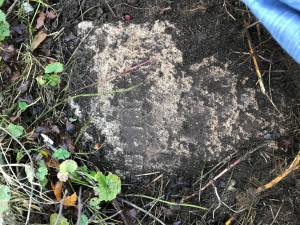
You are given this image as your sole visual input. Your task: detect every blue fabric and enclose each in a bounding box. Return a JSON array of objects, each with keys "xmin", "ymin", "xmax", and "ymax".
[{"xmin": 241, "ymin": 0, "xmax": 300, "ymax": 63}]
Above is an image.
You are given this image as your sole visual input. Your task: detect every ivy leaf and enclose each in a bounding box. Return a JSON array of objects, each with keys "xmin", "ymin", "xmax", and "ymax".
[
  {"xmin": 60, "ymin": 160, "xmax": 77, "ymax": 173},
  {"xmin": 7, "ymin": 123, "xmax": 24, "ymax": 137},
  {"xmin": 93, "ymin": 172, "xmax": 121, "ymax": 202},
  {"xmin": 18, "ymin": 102, "xmax": 28, "ymax": 111},
  {"xmin": 45, "ymin": 62, "xmax": 64, "ymax": 74},
  {"xmin": 53, "ymin": 148, "xmax": 70, "ymax": 160}
]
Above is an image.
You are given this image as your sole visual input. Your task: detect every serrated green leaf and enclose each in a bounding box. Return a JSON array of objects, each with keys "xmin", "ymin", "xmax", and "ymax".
[
  {"xmin": 93, "ymin": 172, "xmax": 121, "ymax": 202},
  {"xmin": 7, "ymin": 124, "xmax": 24, "ymax": 137},
  {"xmin": 36, "ymin": 76, "xmax": 46, "ymax": 85},
  {"xmin": 0, "ymin": 21, "xmax": 10, "ymax": 37},
  {"xmin": 48, "ymin": 74, "xmax": 61, "ymax": 86},
  {"xmin": 60, "ymin": 160, "xmax": 78, "ymax": 173},
  {"xmin": 80, "ymin": 214, "xmax": 88, "ymax": 225},
  {"xmin": 0, "ymin": 0, "xmax": 4, "ymax": 7},
  {"xmin": 53, "ymin": 148, "xmax": 70, "ymax": 160},
  {"xmin": 36, "ymin": 165, "xmax": 48, "ymax": 181},
  {"xmin": 45, "ymin": 62, "xmax": 64, "ymax": 74},
  {"xmin": 40, "ymin": 178, "xmax": 48, "ymax": 187},
  {"xmin": 50, "ymin": 213, "xmax": 69, "ymax": 225},
  {"xmin": 0, "ymin": 185, "xmax": 10, "ymax": 214},
  {"xmin": 89, "ymin": 197, "xmax": 101, "ymax": 209},
  {"xmin": 18, "ymin": 102, "xmax": 28, "ymax": 110},
  {"xmin": 0, "ymin": 11, "xmax": 6, "ymax": 22}
]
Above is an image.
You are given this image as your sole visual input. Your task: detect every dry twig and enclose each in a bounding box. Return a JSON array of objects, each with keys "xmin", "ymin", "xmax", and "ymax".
[{"xmin": 225, "ymin": 149, "xmax": 300, "ymax": 224}]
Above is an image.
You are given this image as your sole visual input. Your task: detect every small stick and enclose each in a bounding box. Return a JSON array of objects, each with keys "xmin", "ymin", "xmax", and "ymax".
[
  {"xmin": 223, "ymin": 1, "xmax": 236, "ymax": 20},
  {"xmin": 146, "ymin": 174, "xmax": 163, "ymax": 187},
  {"xmin": 97, "ymin": 210, "xmax": 122, "ymax": 224},
  {"xmin": 245, "ymin": 27, "xmax": 266, "ymax": 95},
  {"xmin": 255, "ymin": 152, "xmax": 300, "ymax": 194},
  {"xmin": 6, "ymin": 0, "xmax": 18, "ymax": 16},
  {"xmin": 107, "ymin": 58, "xmax": 160, "ymax": 81},
  {"xmin": 202, "ymin": 143, "xmax": 267, "ymax": 191},
  {"xmin": 105, "ymin": 0, "xmax": 116, "ymax": 17},
  {"xmin": 225, "ymin": 149, "xmax": 300, "ymax": 225},
  {"xmin": 135, "ymin": 171, "xmax": 161, "ymax": 177},
  {"xmin": 76, "ymin": 187, "xmax": 82, "ymax": 225},
  {"xmin": 183, "ymin": 143, "xmax": 268, "ymax": 202}
]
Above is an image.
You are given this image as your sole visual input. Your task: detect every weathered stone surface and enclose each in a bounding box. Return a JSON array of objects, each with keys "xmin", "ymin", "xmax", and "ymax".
[{"xmin": 69, "ymin": 20, "xmax": 293, "ymax": 175}]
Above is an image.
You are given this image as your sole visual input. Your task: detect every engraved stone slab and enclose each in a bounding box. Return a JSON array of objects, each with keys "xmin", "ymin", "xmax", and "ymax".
[{"xmin": 69, "ymin": 20, "xmax": 293, "ymax": 175}]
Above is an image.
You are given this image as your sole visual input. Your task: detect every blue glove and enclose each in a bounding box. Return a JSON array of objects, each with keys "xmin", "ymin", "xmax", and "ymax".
[{"xmin": 241, "ymin": 0, "xmax": 300, "ymax": 63}]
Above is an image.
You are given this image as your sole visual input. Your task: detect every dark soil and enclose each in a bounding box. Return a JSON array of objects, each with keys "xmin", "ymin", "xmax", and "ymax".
[{"xmin": 56, "ymin": 0, "xmax": 300, "ymax": 224}]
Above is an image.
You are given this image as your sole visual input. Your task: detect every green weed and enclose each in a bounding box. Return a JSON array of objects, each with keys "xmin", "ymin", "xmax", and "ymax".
[
  {"xmin": 36, "ymin": 62, "xmax": 64, "ymax": 87},
  {"xmin": 0, "ymin": 0, "xmax": 10, "ymax": 42}
]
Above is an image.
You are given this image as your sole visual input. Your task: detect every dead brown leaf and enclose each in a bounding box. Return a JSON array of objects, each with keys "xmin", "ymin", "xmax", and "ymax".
[
  {"xmin": 46, "ymin": 10, "xmax": 56, "ymax": 22},
  {"xmin": 32, "ymin": 30, "xmax": 47, "ymax": 50},
  {"xmin": 44, "ymin": 156, "xmax": 60, "ymax": 168},
  {"xmin": 64, "ymin": 192, "xmax": 77, "ymax": 207},
  {"xmin": 9, "ymin": 116, "xmax": 20, "ymax": 122},
  {"xmin": 2, "ymin": 44, "xmax": 17, "ymax": 62},
  {"xmin": 60, "ymin": 132, "xmax": 75, "ymax": 152},
  {"xmin": 10, "ymin": 71, "xmax": 20, "ymax": 82},
  {"xmin": 122, "ymin": 207, "xmax": 139, "ymax": 225},
  {"xmin": 18, "ymin": 93, "xmax": 34, "ymax": 103},
  {"xmin": 278, "ymin": 139, "xmax": 291, "ymax": 151},
  {"xmin": 66, "ymin": 121, "xmax": 75, "ymax": 133},
  {"xmin": 36, "ymin": 12, "xmax": 46, "ymax": 29},
  {"xmin": 10, "ymin": 24, "xmax": 27, "ymax": 35},
  {"xmin": 51, "ymin": 180, "xmax": 63, "ymax": 201},
  {"xmin": 93, "ymin": 142, "xmax": 102, "ymax": 150},
  {"xmin": 51, "ymin": 125, "xmax": 60, "ymax": 134},
  {"xmin": 18, "ymin": 81, "xmax": 30, "ymax": 93}
]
